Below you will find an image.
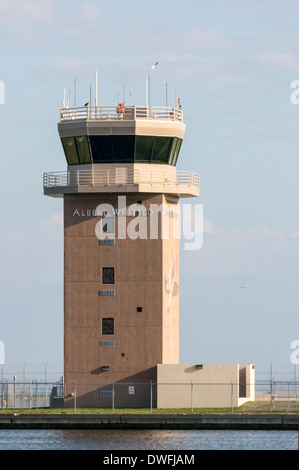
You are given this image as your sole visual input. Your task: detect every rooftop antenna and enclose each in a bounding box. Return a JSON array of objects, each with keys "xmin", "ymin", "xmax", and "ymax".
[
  {"xmin": 74, "ymin": 77, "xmax": 77, "ymax": 108},
  {"xmin": 89, "ymin": 84, "xmax": 92, "ymax": 106},
  {"xmin": 68, "ymin": 90, "xmax": 71, "ymax": 108},
  {"xmin": 166, "ymin": 83, "xmax": 168, "ymax": 109},
  {"xmin": 146, "ymin": 61, "xmax": 158, "ymax": 108},
  {"xmin": 145, "ymin": 76, "xmax": 149, "ymax": 107},
  {"xmin": 63, "ymin": 88, "xmax": 66, "ymax": 107},
  {"xmin": 95, "ymin": 68, "xmax": 98, "ymax": 108}
]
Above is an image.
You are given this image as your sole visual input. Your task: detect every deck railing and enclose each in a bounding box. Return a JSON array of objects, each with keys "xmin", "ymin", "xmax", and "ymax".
[
  {"xmin": 60, "ymin": 105, "xmax": 183, "ymax": 122},
  {"xmin": 43, "ymin": 169, "xmax": 200, "ymax": 189}
]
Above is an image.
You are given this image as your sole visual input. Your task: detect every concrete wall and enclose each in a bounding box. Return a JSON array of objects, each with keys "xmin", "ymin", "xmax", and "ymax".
[{"xmin": 157, "ymin": 364, "xmax": 255, "ymax": 409}]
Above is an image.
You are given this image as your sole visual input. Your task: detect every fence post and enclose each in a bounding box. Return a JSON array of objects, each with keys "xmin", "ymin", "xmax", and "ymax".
[
  {"xmin": 112, "ymin": 382, "xmax": 115, "ymax": 412},
  {"xmin": 2, "ymin": 364, "xmax": 6, "ymax": 410},
  {"xmin": 14, "ymin": 376, "xmax": 17, "ymax": 409},
  {"xmin": 24, "ymin": 363, "xmax": 27, "ymax": 399},
  {"xmin": 45, "ymin": 363, "xmax": 48, "ymax": 407},
  {"xmin": 1, "ymin": 381, "xmax": 3, "ymax": 411},
  {"xmin": 36, "ymin": 381, "xmax": 38, "ymax": 410},
  {"xmin": 191, "ymin": 381, "xmax": 193, "ymax": 413},
  {"xmin": 150, "ymin": 381, "xmax": 152, "ymax": 413}
]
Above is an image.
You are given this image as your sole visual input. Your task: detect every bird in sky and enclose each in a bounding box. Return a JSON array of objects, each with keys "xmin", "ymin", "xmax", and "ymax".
[
  {"xmin": 84, "ymin": 102, "xmax": 89, "ymax": 106},
  {"xmin": 150, "ymin": 62, "xmax": 158, "ymax": 70}
]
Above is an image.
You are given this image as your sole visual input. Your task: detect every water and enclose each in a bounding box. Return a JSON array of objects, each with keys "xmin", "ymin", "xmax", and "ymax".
[{"xmin": 0, "ymin": 429, "xmax": 297, "ymax": 450}]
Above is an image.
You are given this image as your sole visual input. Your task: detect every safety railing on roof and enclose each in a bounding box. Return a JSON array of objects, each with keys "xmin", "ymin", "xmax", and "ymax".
[
  {"xmin": 43, "ymin": 169, "xmax": 200, "ymax": 189},
  {"xmin": 60, "ymin": 105, "xmax": 183, "ymax": 122}
]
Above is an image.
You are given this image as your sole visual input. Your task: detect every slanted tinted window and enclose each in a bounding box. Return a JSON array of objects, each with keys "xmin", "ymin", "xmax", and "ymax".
[
  {"xmin": 172, "ymin": 138, "xmax": 182, "ymax": 166},
  {"xmin": 152, "ymin": 137, "xmax": 173, "ymax": 163},
  {"xmin": 168, "ymin": 138, "xmax": 178, "ymax": 165},
  {"xmin": 89, "ymin": 135, "xmax": 112, "ymax": 163},
  {"xmin": 103, "ymin": 267, "xmax": 114, "ymax": 284},
  {"xmin": 102, "ymin": 318, "xmax": 114, "ymax": 335},
  {"xmin": 61, "ymin": 137, "xmax": 79, "ymax": 165},
  {"xmin": 112, "ymin": 135, "xmax": 134, "ymax": 162},
  {"xmin": 135, "ymin": 136, "xmax": 153, "ymax": 161},
  {"xmin": 75, "ymin": 136, "xmax": 91, "ymax": 164},
  {"xmin": 90, "ymin": 135, "xmax": 134, "ymax": 163}
]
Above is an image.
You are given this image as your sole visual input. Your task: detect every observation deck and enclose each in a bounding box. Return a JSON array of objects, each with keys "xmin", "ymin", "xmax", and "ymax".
[
  {"xmin": 43, "ymin": 166, "xmax": 200, "ymax": 198},
  {"xmin": 60, "ymin": 105, "xmax": 184, "ymax": 123},
  {"xmin": 43, "ymin": 104, "xmax": 200, "ymax": 198}
]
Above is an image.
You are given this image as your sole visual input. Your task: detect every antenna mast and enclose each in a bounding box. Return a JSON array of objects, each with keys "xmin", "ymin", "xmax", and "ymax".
[
  {"xmin": 95, "ymin": 68, "xmax": 98, "ymax": 108},
  {"xmin": 74, "ymin": 77, "xmax": 77, "ymax": 108}
]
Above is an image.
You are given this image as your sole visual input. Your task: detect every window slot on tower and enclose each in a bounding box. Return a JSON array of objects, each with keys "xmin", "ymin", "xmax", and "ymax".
[
  {"xmin": 137, "ymin": 307, "xmax": 143, "ymax": 312},
  {"xmin": 102, "ymin": 267, "xmax": 114, "ymax": 284},
  {"xmin": 102, "ymin": 318, "xmax": 114, "ymax": 335}
]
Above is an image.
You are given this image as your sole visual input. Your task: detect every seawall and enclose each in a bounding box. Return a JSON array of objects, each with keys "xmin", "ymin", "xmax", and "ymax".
[{"xmin": 0, "ymin": 413, "xmax": 298, "ymax": 430}]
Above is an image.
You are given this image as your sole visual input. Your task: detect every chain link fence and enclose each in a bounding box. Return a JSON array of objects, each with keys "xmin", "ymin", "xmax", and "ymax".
[{"xmin": 0, "ymin": 362, "xmax": 299, "ymax": 412}]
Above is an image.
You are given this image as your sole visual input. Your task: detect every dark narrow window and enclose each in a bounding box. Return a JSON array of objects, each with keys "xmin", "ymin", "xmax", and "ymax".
[
  {"xmin": 102, "ymin": 267, "xmax": 114, "ymax": 284},
  {"xmin": 137, "ymin": 307, "xmax": 143, "ymax": 312},
  {"xmin": 61, "ymin": 137, "xmax": 79, "ymax": 165},
  {"xmin": 172, "ymin": 138, "xmax": 182, "ymax": 166},
  {"xmin": 102, "ymin": 318, "xmax": 114, "ymax": 335},
  {"xmin": 168, "ymin": 137, "xmax": 178, "ymax": 165},
  {"xmin": 75, "ymin": 135, "xmax": 91, "ymax": 164}
]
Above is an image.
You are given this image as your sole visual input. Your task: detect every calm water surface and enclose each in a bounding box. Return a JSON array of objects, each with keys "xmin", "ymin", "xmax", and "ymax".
[{"xmin": 0, "ymin": 429, "xmax": 297, "ymax": 450}]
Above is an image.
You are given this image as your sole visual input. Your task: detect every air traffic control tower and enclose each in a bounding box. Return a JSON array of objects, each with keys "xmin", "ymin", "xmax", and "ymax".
[{"xmin": 44, "ymin": 99, "xmax": 200, "ymax": 407}]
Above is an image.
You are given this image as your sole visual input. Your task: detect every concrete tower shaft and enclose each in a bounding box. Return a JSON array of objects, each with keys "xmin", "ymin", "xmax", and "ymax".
[{"xmin": 44, "ymin": 102, "xmax": 200, "ymax": 407}]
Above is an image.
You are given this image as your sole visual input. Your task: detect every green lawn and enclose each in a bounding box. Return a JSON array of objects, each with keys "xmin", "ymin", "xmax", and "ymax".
[{"xmin": 0, "ymin": 402, "xmax": 299, "ymax": 414}]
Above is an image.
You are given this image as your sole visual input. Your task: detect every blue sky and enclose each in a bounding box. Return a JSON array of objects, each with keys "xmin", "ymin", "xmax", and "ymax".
[{"xmin": 1, "ymin": 0, "xmax": 299, "ymax": 378}]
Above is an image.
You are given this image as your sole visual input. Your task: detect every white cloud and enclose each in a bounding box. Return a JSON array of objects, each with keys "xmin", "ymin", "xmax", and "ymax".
[
  {"xmin": 258, "ymin": 53, "xmax": 299, "ymax": 73},
  {"xmin": 203, "ymin": 217, "xmax": 224, "ymax": 234},
  {"xmin": 38, "ymin": 57, "xmax": 91, "ymax": 78},
  {"xmin": 0, "ymin": 0, "xmax": 54, "ymax": 28},
  {"xmin": 81, "ymin": 2, "xmax": 101, "ymax": 24}
]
